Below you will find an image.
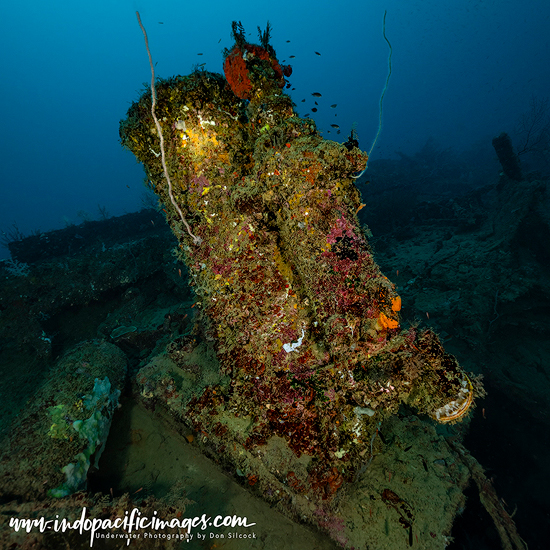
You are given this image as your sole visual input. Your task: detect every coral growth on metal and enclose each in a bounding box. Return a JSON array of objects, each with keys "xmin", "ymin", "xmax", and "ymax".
[
  {"xmin": 223, "ymin": 43, "xmax": 291, "ymax": 100},
  {"xmin": 223, "ymin": 21, "xmax": 291, "ymax": 100},
  {"xmin": 120, "ymin": 22, "xmax": 474, "ymax": 500}
]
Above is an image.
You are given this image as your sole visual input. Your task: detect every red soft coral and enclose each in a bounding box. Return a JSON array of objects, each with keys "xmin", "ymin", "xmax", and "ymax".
[
  {"xmin": 223, "ymin": 47, "xmax": 253, "ymax": 99},
  {"xmin": 223, "ymin": 44, "xmax": 291, "ymax": 99}
]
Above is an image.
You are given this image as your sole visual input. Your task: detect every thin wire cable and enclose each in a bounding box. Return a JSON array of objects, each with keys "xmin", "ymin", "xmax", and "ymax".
[
  {"xmin": 352, "ymin": 11, "xmax": 392, "ymax": 180},
  {"xmin": 369, "ymin": 10, "xmax": 392, "ymax": 159},
  {"xmin": 136, "ymin": 11, "xmax": 202, "ymax": 245}
]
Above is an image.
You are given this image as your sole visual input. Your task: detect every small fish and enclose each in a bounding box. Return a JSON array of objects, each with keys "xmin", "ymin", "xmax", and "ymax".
[
  {"xmin": 330, "ymin": 104, "xmax": 337, "ymax": 108},
  {"xmin": 337, "ymin": 130, "xmax": 341, "ymax": 134},
  {"xmin": 311, "ymin": 107, "xmax": 317, "ymax": 112},
  {"xmin": 289, "ymin": 55, "xmax": 295, "ymax": 58},
  {"xmin": 292, "ymin": 87, "xmax": 295, "ymax": 90},
  {"xmin": 218, "ymin": 38, "xmax": 221, "ymax": 43},
  {"xmin": 314, "ymin": 101, "xmax": 318, "ymax": 105},
  {"xmin": 301, "ymin": 99, "xmax": 306, "ymax": 102},
  {"xmin": 331, "ymin": 124, "xmax": 339, "ymax": 129},
  {"xmin": 311, "ymin": 92, "xmax": 322, "ymax": 97},
  {"xmin": 314, "ymin": 51, "xmax": 321, "ymax": 56},
  {"xmin": 198, "ymin": 63, "xmax": 206, "ymax": 67},
  {"xmin": 158, "ymin": 22, "xmax": 164, "ymax": 24},
  {"xmin": 304, "ymin": 113, "xmax": 310, "ymax": 117},
  {"xmin": 286, "ymin": 40, "xmax": 291, "ymax": 43},
  {"xmin": 197, "ymin": 53, "xmax": 203, "ymax": 55}
]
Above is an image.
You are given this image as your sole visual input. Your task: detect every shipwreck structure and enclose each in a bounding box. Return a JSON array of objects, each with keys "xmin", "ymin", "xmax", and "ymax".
[{"xmin": 118, "ymin": 20, "xmax": 480, "ymax": 548}]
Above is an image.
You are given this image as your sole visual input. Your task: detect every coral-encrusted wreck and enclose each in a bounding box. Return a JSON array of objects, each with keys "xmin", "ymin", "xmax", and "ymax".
[{"xmin": 120, "ymin": 22, "xmax": 478, "ymax": 547}]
